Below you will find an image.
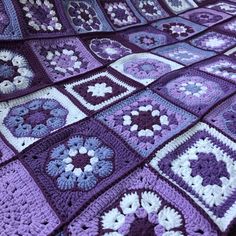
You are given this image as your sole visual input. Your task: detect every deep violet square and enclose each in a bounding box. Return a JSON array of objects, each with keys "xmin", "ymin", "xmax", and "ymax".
[
  {"xmin": 67, "ymin": 167, "xmax": 219, "ymax": 236},
  {"xmin": 63, "ymin": 69, "xmax": 138, "ymax": 115},
  {"xmin": 19, "ymin": 119, "xmax": 142, "ymax": 222}
]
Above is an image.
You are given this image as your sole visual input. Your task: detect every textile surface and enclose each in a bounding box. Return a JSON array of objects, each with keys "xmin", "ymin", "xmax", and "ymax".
[{"xmin": 0, "ymin": 0, "xmax": 236, "ymax": 235}]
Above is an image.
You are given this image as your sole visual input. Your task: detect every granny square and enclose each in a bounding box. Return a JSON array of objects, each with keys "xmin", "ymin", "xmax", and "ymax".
[
  {"xmin": 110, "ymin": 53, "xmax": 183, "ymax": 86},
  {"xmin": 0, "ymin": 43, "xmax": 49, "ymax": 101},
  {"xmin": 206, "ymin": 1, "xmax": 236, "ymax": 15},
  {"xmin": 62, "ymin": 0, "xmax": 113, "ymax": 34},
  {"xmin": 0, "ymin": 87, "xmax": 86, "ymax": 152},
  {"xmin": 0, "ymin": 0, "xmax": 22, "ymax": 40},
  {"xmin": 13, "ymin": 0, "xmax": 72, "ymax": 38},
  {"xmin": 86, "ymin": 36, "xmax": 133, "ymax": 62},
  {"xmin": 180, "ymin": 8, "xmax": 231, "ymax": 27},
  {"xmin": 0, "ymin": 160, "xmax": 60, "ymax": 235},
  {"xmin": 131, "ymin": 0, "xmax": 169, "ymax": 21},
  {"xmin": 161, "ymin": 0, "xmax": 197, "ymax": 14},
  {"xmin": 19, "ymin": 119, "xmax": 142, "ymax": 221},
  {"xmin": 152, "ymin": 42, "xmax": 216, "ymax": 66},
  {"xmin": 121, "ymin": 25, "xmax": 176, "ymax": 50},
  {"xmin": 205, "ymin": 94, "xmax": 236, "ymax": 141},
  {"xmin": 150, "ymin": 69, "xmax": 236, "ymax": 116},
  {"xmin": 152, "ymin": 17, "xmax": 207, "ymax": 40},
  {"xmin": 195, "ymin": 56, "xmax": 236, "ymax": 83},
  {"xmin": 67, "ymin": 166, "xmax": 219, "ymax": 236},
  {"xmin": 63, "ymin": 70, "xmax": 137, "ymax": 113},
  {"xmin": 100, "ymin": 0, "xmax": 146, "ymax": 30},
  {"xmin": 0, "ymin": 136, "xmax": 15, "ymax": 165},
  {"xmin": 150, "ymin": 122, "xmax": 236, "ymax": 232},
  {"xmin": 28, "ymin": 37, "xmax": 102, "ymax": 82},
  {"xmin": 96, "ymin": 89, "xmax": 197, "ymax": 157},
  {"xmin": 190, "ymin": 31, "xmax": 236, "ymax": 52}
]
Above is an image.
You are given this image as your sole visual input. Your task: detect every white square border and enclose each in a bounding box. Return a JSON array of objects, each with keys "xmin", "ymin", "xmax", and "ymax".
[{"xmin": 150, "ymin": 122, "xmax": 236, "ymax": 231}]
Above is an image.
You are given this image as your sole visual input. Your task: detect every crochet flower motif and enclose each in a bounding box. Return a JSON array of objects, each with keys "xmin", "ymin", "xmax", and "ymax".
[
  {"xmin": 5, "ymin": 99, "xmax": 68, "ymax": 138},
  {"xmin": 46, "ymin": 135, "xmax": 114, "ymax": 190},
  {"xmin": 138, "ymin": 1, "xmax": 163, "ymax": 19},
  {"xmin": 89, "ymin": 38, "xmax": 131, "ymax": 61},
  {"xmin": 124, "ymin": 58, "xmax": 171, "ymax": 80},
  {"xmin": 179, "ymin": 81, "xmax": 207, "ymax": 97},
  {"xmin": 101, "ymin": 191, "xmax": 184, "ymax": 235},
  {"xmin": 104, "ymin": 2, "xmax": 137, "ymax": 27},
  {"xmin": 129, "ymin": 32, "xmax": 167, "ymax": 50},
  {"xmin": 189, "ymin": 12, "xmax": 222, "ymax": 25},
  {"xmin": 19, "ymin": 0, "xmax": 62, "ymax": 32},
  {"xmin": 87, "ymin": 82, "xmax": 112, "ymax": 97},
  {"xmin": 68, "ymin": 1, "xmax": 101, "ymax": 31},
  {"xmin": 222, "ymin": 103, "xmax": 236, "ymax": 135},
  {"xmin": 190, "ymin": 152, "xmax": 229, "ymax": 187},
  {"xmin": 45, "ymin": 48, "xmax": 86, "ymax": 75},
  {"xmin": 166, "ymin": 76, "xmax": 223, "ymax": 106},
  {"xmin": 0, "ymin": 50, "xmax": 34, "ymax": 94},
  {"xmin": 122, "ymin": 104, "xmax": 172, "ymax": 138},
  {"xmin": 162, "ymin": 22, "xmax": 194, "ymax": 38},
  {"xmin": 0, "ymin": 3, "xmax": 9, "ymax": 33}
]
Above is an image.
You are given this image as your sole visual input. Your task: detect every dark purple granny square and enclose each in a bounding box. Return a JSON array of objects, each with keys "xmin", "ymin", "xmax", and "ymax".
[
  {"xmin": 62, "ymin": 68, "xmax": 139, "ymax": 115},
  {"xmin": 0, "ymin": 41, "xmax": 49, "ymax": 101},
  {"xmin": 13, "ymin": 0, "xmax": 73, "ymax": 38},
  {"xmin": 194, "ymin": 55, "xmax": 236, "ymax": 84},
  {"xmin": 205, "ymin": 94, "xmax": 236, "ymax": 141},
  {"xmin": 28, "ymin": 37, "xmax": 102, "ymax": 83},
  {"xmin": 83, "ymin": 34, "xmax": 138, "ymax": 63},
  {"xmin": 19, "ymin": 118, "xmax": 142, "ymax": 222},
  {"xmin": 150, "ymin": 68, "xmax": 236, "ymax": 116},
  {"xmin": 100, "ymin": 0, "xmax": 147, "ymax": 30},
  {"xmin": 120, "ymin": 25, "xmax": 176, "ymax": 50},
  {"xmin": 66, "ymin": 166, "xmax": 220, "ymax": 235}
]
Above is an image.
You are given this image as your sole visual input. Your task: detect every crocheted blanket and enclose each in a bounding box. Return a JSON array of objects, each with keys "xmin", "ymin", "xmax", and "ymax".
[{"xmin": 1, "ymin": 0, "xmax": 236, "ymax": 235}]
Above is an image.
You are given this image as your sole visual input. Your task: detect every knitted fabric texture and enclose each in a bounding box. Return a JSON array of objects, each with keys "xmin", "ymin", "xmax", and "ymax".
[{"xmin": 0, "ymin": 1, "xmax": 236, "ymax": 236}]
